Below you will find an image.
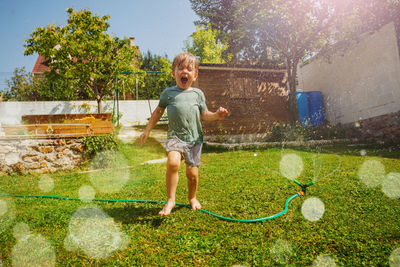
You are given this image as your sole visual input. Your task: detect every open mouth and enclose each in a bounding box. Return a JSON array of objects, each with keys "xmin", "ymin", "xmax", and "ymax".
[{"xmin": 181, "ymin": 77, "xmax": 188, "ymax": 83}]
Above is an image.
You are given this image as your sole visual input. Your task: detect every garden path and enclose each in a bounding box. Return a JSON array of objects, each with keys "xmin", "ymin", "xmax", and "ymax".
[{"xmin": 117, "ymin": 126, "xmax": 167, "ymax": 147}]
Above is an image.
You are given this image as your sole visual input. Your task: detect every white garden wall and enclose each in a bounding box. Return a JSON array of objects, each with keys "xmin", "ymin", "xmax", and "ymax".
[
  {"xmin": 0, "ymin": 100, "xmax": 160, "ymax": 126},
  {"xmin": 297, "ymin": 22, "xmax": 400, "ymax": 125}
]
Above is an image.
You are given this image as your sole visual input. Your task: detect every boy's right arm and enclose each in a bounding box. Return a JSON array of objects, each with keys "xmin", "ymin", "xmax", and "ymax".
[{"xmin": 140, "ymin": 106, "xmax": 165, "ymax": 145}]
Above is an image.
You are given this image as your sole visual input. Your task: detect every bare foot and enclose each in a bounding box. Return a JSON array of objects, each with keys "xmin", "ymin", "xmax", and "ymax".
[
  {"xmin": 159, "ymin": 201, "xmax": 175, "ymax": 216},
  {"xmin": 189, "ymin": 198, "xmax": 201, "ymax": 210}
]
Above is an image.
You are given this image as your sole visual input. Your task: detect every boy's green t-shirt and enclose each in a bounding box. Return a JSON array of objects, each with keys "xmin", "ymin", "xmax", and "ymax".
[{"xmin": 158, "ymin": 86, "xmax": 208, "ymax": 145}]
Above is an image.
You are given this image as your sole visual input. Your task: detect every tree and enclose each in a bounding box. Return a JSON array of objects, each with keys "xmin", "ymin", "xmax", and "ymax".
[
  {"xmin": 1, "ymin": 67, "xmax": 80, "ymax": 101},
  {"xmin": 37, "ymin": 70, "xmax": 82, "ymax": 100},
  {"xmin": 189, "ymin": 0, "xmax": 267, "ymax": 63},
  {"xmin": 255, "ymin": 0, "xmax": 399, "ymax": 121},
  {"xmin": 140, "ymin": 51, "xmax": 175, "ymax": 99},
  {"xmin": 24, "ymin": 8, "xmax": 140, "ymax": 113},
  {"xmin": 2, "ymin": 67, "xmax": 39, "ymax": 101},
  {"xmin": 190, "ymin": 0, "xmax": 399, "ymax": 121},
  {"xmin": 184, "ymin": 25, "xmax": 231, "ymax": 63}
]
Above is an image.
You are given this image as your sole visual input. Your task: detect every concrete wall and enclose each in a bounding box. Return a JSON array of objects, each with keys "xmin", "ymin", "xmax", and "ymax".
[
  {"xmin": 0, "ymin": 100, "xmax": 159, "ymax": 126},
  {"xmin": 297, "ymin": 22, "xmax": 400, "ymax": 125}
]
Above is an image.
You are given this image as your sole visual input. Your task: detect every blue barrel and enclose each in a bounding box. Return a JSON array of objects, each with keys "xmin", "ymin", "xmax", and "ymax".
[
  {"xmin": 308, "ymin": 91, "xmax": 325, "ymax": 126},
  {"xmin": 296, "ymin": 91, "xmax": 310, "ymax": 127}
]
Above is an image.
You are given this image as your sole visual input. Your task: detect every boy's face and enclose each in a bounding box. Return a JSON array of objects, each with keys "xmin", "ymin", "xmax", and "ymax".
[{"xmin": 172, "ymin": 60, "xmax": 198, "ymax": 90}]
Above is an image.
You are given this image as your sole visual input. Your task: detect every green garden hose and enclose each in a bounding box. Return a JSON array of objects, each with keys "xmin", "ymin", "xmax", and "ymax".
[{"xmin": 0, "ymin": 180, "xmax": 313, "ymax": 223}]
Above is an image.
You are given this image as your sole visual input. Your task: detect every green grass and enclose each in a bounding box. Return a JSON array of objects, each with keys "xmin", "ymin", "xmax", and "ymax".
[{"xmin": 0, "ymin": 138, "xmax": 399, "ymax": 266}]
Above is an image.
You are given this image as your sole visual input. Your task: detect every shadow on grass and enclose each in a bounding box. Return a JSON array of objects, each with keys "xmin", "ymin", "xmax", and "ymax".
[
  {"xmin": 291, "ymin": 143, "xmax": 400, "ymax": 159},
  {"xmin": 203, "ymin": 142, "xmax": 400, "ymax": 159},
  {"xmin": 105, "ymin": 205, "xmax": 184, "ymax": 227}
]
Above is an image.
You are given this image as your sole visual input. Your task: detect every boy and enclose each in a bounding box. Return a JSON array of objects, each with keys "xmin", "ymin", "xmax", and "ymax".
[{"xmin": 140, "ymin": 52, "xmax": 228, "ymax": 216}]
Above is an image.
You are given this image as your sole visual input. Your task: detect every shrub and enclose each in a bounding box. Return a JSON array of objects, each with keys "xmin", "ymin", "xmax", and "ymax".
[{"xmin": 83, "ymin": 134, "xmax": 118, "ymax": 157}]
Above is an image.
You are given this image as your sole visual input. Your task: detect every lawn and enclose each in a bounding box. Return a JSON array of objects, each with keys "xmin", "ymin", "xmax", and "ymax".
[{"xmin": 0, "ymin": 138, "xmax": 399, "ymax": 266}]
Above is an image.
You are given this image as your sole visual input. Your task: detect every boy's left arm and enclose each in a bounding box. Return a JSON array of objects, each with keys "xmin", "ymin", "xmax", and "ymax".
[{"xmin": 201, "ymin": 107, "xmax": 229, "ymax": 122}]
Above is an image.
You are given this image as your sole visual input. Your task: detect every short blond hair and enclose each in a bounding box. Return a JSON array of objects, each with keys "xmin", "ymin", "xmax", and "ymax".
[{"xmin": 172, "ymin": 52, "xmax": 199, "ymax": 74}]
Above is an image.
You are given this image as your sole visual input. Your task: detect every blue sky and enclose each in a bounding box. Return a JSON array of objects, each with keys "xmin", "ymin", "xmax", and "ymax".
[{"xmin": 0, "ymin": 0, "xmax": 198, "ymax": 89}]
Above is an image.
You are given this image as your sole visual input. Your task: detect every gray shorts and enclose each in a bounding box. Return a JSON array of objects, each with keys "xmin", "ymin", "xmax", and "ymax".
[{"xmin": 165, "ymin": 138, "xmax": 203, "ymax": 167}]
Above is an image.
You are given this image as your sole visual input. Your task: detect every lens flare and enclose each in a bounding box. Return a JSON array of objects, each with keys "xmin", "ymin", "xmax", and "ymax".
[
  {"xmin": 390, "ymin": 247, "xmax": 400, "ymax": 267},
  {"xmin": 38, "ymin": 176, "xmax": 54, "ymax": 193},
  {"xmin": 78, "ymin": 185, "xmax": 96, "ymax": 201},
  {"xmin": 11, "ymin": 233, "xmax": 56, "ymax": 267},
  {"xmin": 5, "ymin": 152, "xmax": 19, "ymax": 165},
  {"xmin": 0, "ymin": 199, "xmax": 7, "ymax": 216},
  {"xmin": 13, "ymin": 222, "xmax": 30, "ymax": 241},
  {"xmin": 89, "ymin": 150, "xmax": 130, "ymax": 193},
  {"xmin": 358, "ymin": 160, "xmax": 385, "ymax": 188},
  {"xmin": 270, "ymin": 239, "xmax": 294, "ymax": 264},
  {"xmin": 313, "ymin": 254, "xmax": 336, "ymax": 267},
  {"xmin": 279, "ymin": 153, "xmax": 303, "ymax": 180},
  {"xmin": 382, "ymin": 173, "xmax": 400, "ymax": 199},
  {"xmin": 301, "ymin": 197, "xmax": 325, "ymax": 222},
  {"xmin": 0, "ymin": 197, "xmax": 16, "ymax": 234},
  {"xmin": 66, "ymin": 205, "xmax": 129, "ymax": 259},
  {"xmin": 64, "ymin": 235, "xmax": 79, "ymax": 252}
]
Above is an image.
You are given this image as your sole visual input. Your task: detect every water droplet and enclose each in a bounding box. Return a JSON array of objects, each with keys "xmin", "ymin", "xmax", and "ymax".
[
  {"xmin": 270, "ymin": 239, "xmax": 294, "ymax": 264},
  {"xmin": 5, "ymin": 152, "xmax": 19, "ymax": 165},
  {"xmin": 64, "ymin": 235, "xmax": 78, "ymax": 251},
  {"xmin": 12, "ymin": 233, "xmax": 55, "ymax": 267},
  {"xmin": 390, "ymin": 247, "xmax": 400, "ymax": 267},
  {"xmin": 118, "ymin": 233, "xmax": 131, "ymax": 251},
  {"xmin": 0, "ymin": 198, "xmax": 16, "ymax": 234},
  {"xmin": 279, "ymin": 153, "xmax": 303, "ymax": 180},
  {"xmin": 67, "ymin": 205, "xmax": 127, "ymax": 259},
  {"xmin": 13, "ymin": 222, "xmax": 30, "ymax": 241},
  {"xmin": 38, "ymin": 176, "xmax": 54, "ymax": 193},
  {"xmin": 313, "ymin": 254, "xmax": 336, "ymax": 266},
  {"xmin": 382, "ymin": 173, "xmax": 400, "ymax": 199},
  {"xmin": 0, "ymin": 199, "xmax": 7, "ymax": 216},
  {"xmin": 358, "ymin": 160, "xmax": 385, "ymax": 187},
  {"xmin": 89, "ymin": 151, "xmax": 130, "ymax": 193},
  {"xmin": 301, "ymin": 197, "xmax": 325, "ymax": 222},
  {"xmin": 79, "ymin": 185, "xmax": 96, "ymax": 201}
]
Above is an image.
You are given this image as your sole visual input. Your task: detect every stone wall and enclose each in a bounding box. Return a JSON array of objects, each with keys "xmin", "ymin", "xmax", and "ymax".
[
  {"xmin": 0, "ymin": 138, "xmax": 85, "ymax": 175},
  {"xmin": 343, "ymin": 110, "xmax": 400, "ymax": 144}
]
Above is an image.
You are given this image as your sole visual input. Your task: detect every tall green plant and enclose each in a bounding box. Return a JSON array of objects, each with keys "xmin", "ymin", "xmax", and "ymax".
[
  {"xmin": 184, "ymin": 24, "xmax": 231, "ymax": 63},
  {"xmin": 2, "ymin": 67, "xmax": 39, "ymax": 101},
  {"xmin": 24, "ymin": 8, "xmax": 140, "ymax": 112},
  {"xmin": 83, "ymin": 134, "xmax": 118, "ymax": 157},
  {"xmin": 189, "ymin": 0, "xmax": 262, "ymax": 62},
  {"xmin": 189, "ymin": 0, "xmax": 399, "ymax": 121},
  {"xmin": 140, "ymin": 51, "xmax": 175, "ymax": 99}
]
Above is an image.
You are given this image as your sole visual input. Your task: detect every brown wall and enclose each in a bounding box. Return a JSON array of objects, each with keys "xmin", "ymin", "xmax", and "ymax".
[{"xmin": 196, "ymin": 65, "xmax": 291, "ymax": 137}]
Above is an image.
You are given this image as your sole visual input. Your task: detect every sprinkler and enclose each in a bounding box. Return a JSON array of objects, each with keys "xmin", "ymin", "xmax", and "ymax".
[
  {"xmin": 0, "ymin": 179, "xmax": 314, "ymax": 223},
  {"xmin": 293, "ymin": 179, "xmax": 315, "ymax": 196}
]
